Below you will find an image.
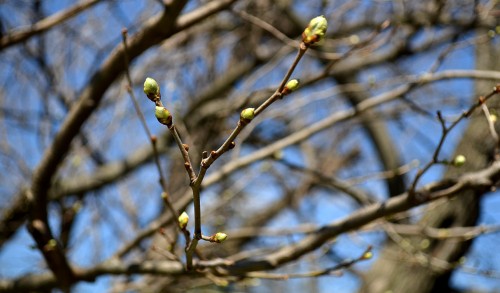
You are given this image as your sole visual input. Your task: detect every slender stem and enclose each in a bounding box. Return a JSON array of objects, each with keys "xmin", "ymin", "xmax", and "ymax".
[
  {"xmin": 192, "ymin": 185, "xmax": 202, "ymax": 238},
  {"xmin": 277, "ymin": 43, "xmax": 308, "ymax": 93},
  {"xmin": 185, "ymin": 238, "xmax": 199, "ymax": 270},
  {"xmin": 481, "ymin": 103, "xmax": 500, "ymax": 157},
  {"xmin": 122, "ymin": 29, "xmax": 153, "ymax": 140},
  {"xmin": 255, "ymin": 43, "xmax": 307, "ymax": 116},
  {"xmin": 191, "ymin": 152, "xmax": 208, "ymax": 240},
  {"xmin": 198, "ymin": 121, "xmax": 245, "ymax": 171},
  {"xmin": 200, "ymin": 43, "xmax": 309, "ymax": 172},
  {"xmin": 121, "ymin": 30, "xmax": 184, "ymax": 238},
  {"xmin": 185, "ymin": 40, "xmax": 311, "ymax": 270},
  {"xmin": 408, "ymin": 85, "xmax": 500, "ymax": 198},
  {"xmin": 168, "ymin": 124, "xmax": 197, "ymax": 182}
]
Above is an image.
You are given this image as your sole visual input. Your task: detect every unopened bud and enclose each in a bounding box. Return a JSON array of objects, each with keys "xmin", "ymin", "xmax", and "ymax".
[
  {"xmin": 282, "ymin": 79, "xmax": 300, "ymax": 95},
  {"xmin": 362, "ymin": 251, "xmax": 373, "ymax": 260},
  {"xmin": 178, "ymin": 212, "xmax": 189, "ymax": 229},
  {"xmin": 453, "ymin": 155, "xmax": 466, "ymax": 167},
  {"xmin": 72, "ymin": 202, "xmax": 82, "ymax": 213},
  {"xmin": 144, "ymin": 77, "xmax": 160, "ymax": 101},
  {"xmin": 155, "ymin": 106, "xmax": 172, "ymax": 126},
  {"xmin": 240, "ymin": 108, "xmax": 255, "ymax": 121},
  {"xmin": 161, "ymin": 192, "xmax": 168, "ymax": 200},
  {"xmin": 302, "ymin": 15, "xmax": 328, "ymax": 45},
  {"xmin": 44, "ymin": 239, "xmax": 58, "ymax": 251},
  {"xmin": 214, "ymin": 232, "xmax": 227, "ymax": 243}
]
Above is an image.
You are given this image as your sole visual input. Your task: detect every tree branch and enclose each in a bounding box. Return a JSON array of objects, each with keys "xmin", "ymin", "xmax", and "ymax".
[{"xmin": 0, "ymin": 0, "xmax": 103, "ymax": 50}]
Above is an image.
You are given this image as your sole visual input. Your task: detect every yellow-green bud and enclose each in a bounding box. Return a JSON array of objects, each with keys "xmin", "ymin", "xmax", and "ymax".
[
  {"xmin": 282, "ymin": 79, "xmax": 300, "ymax": 95},
  {"xmin": 420, "ymin": 238, "xmax": 430, "ymax": 250},
  {"xmin": 178, "ymin": 211, "xmax": 189, "ymax": 229},
  {"xmin": 240, "ymin": 108, "xmax": 255, "ymax": 121},
  {"xmin": 361, "ymin": 251, "xmax": 373, "ymax": 260},
  {"xmin": 72, "ymin": 202, "xmax": 82, "ymax": 213},
  {"xmin": 302, "ymin": 15, "xmax": 328, "ymax": 45},
  {"xmin": 453, "ymin": 155, "xmax": 466, "ymax": 167},
  {"xmin": 161, "ymin": 192, "xmax": 168, "ymax": 200},
  {"xmin": 155, "ymin": 106, "xmax": 172, "ymax": 126},
  {"xmin": 214, "ymin": 232, "xmax": 227, "ymax": 243},
  {"xmin": 144, "ymin": 77, "xmax": 160, "ymax": 101},
  {"xmin": 44, "ymin": 239, "xmax": 58, "ymax": 251}
]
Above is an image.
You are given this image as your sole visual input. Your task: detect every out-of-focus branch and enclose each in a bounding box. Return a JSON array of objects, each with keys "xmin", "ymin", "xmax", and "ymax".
[
  {"xmin": 22, "ymin": 0, "xmax": 249, "ymax": 289},
  {"xmin": 4, "ymin": 160, "xmax": 500, "ymax": 292},
  {"xmin": 383, "ymin": 223, "xmax": 500, "ymax": 240},
  {"xmin": 202, "ymin": 70, "xmax": 500, "ymax": 187},
  {"xmin": 0, "ymin": 259, "xmax": 186, "ymax": 293},
  {"xmin": 225, "ymin": 160, "xmax": 500, "ymax": 274},
  {"xmin": 243, "ymin": 246, "xmax": 372, "ymax": 280},
  {"xmin": 2, "ymin": 69, "xmax": 497, "ymax": 251},
  {"xmin": 0, "ymin": 0, "xmax": 103, "ymax": 50},
  {"xmin": 408, "ymin": 85, "xmax": 500, "ymax": 198}
]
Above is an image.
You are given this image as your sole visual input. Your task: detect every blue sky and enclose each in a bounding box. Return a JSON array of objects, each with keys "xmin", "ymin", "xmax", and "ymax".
[{"xmin": 1, "ymin": 1, "xmax": 500, "ymax": 292}]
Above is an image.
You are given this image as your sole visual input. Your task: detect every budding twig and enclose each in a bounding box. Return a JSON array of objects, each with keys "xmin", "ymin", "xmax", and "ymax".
[
  {"xmin": 408, "ymin": 85, "xmax": 500, "ymax": 199},
  {"xmin": 141, "ymin": 16, "xmax": 329, "ymax": 271},
  {"xmin": 122, "ymin": 30, "xmax": 186, "ymax": 247}
]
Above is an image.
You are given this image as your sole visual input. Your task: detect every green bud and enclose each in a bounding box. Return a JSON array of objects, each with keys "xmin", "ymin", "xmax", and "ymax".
[
  {"xmin": 144, "ymin": 77, "xmax": 160, "ymax": 101},
  {"xmin": 240, "ymin": 108, "xmax": 255, "ymax": 121},
  {"xmin": 178, "ymin": 211, "xmax": 189, "ymax": 229},
  {"xmin": 161, "ymin": 192, "xmax": 168, "ymax": 200},
  {"xmin": 453, "ymin": 155, "xmax": 466, "ymax": 167},
  {"xmin": 302, "ymin": 15, "xmax": 328, "ymax": 45},
  {"xmin": 362, "ymin": 251, "xmax": 373, "ymax": 260},
  {"xmin": 272, "ymin": 150, "xmax": 283, "ymax": 160},
  {"xmin": 282, "ymin": 79, "xmax": 300, "ymax": 94},
  {"xmin": 155, "ymin": 106, "xmax": 172, "ymax": 126},
  {"xmin": 420, "ymin": 239, "xmax": 430, "ymax": 250},
  {"xmin": 44, "ymin": 239, "xmax": 58, "ymax": 251},
  {"xmin": 214, "ymin": 232, "xmax": 227, "ymax": 243},
  {"xmin": 72, "ymin": 202, "xmax": 82, "ymax": 213}
]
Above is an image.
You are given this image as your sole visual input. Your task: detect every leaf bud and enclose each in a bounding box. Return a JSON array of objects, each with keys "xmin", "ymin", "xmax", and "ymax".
[
  {"xmin": 178, "ymin": 211, "xmax": 189, "ymax": 229},
  {"xmin": 361, "ymin": 251, "xmax": 373, "ymax": 260},
  {"xmin": 453, "ymin": 155, "xmax": 466, "ymax": 167},
  {"xmin": 214, "ymin": 232, "xmax": 228, "ymax": 243},
  {"xmin": 240, "ymin": 108, "xmax": 255, "ymax": 121},
  {"xmin": 282, "ymin": 79, "xmax": 300, "ymax": 95},
  {"xmin": 44, "ymin": 239, "xmax": 58, "ymax": 251},
  {"xmin": 302, "ymin": 15, "xmax": 328, "ymax": 46},
  {"xmin": 144, "ymin": 77, "xmax": 160, "ymax": 101},
  {"xmin": 155, "ymin": 106, "xmax": 172, "ymax": 126}
]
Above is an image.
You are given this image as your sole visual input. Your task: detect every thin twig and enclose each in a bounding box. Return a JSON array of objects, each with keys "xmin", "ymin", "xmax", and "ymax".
[
  {"xmin": 121, "ymin": 29, "xmax": 182, "ymax": 230},
  {"xmin": 243, "ymin": 246, "xmax": 372, "ymax": 279},
  {"xmin": 168, "ymin": 124, "xmax": 197, "ymax": 182},
  {"xmin": 481, "ymin": 103, "xmax": 500, "ymax": 158},
  {"xmin": 0, "ymin": 0, "xmax": 103, "ymax": 50},
  {"xmin": 408, "ymin": 85, "xmax": 500, "ymax": 198},
  {"xmin": 181, "ymin": 42, "xmax": 310, "ymax": 270}
]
